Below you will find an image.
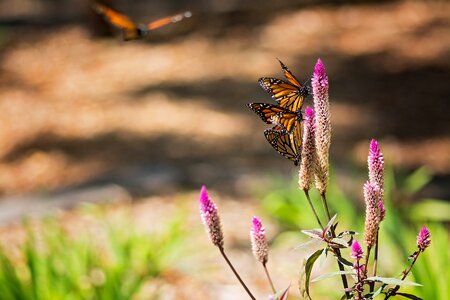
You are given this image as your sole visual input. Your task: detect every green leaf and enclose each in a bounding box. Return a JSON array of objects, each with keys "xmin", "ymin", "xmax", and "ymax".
[
  {"xmin": 371, "ymin": 286, "xmax": 384, "ymax": 298},
  {"xmin": 331, "ymin": 238, "xmax": 349, "ymax": 247},
  {"xmin": 312, "ymin": 271, "xmax": 355, "ymax": 283},
  {"xmin": 366, "ymin": 276, "xmax": 423, "ymax": 286},
  {"xmin": 293, "ymin": 239, "xmax": 320, "ymax": 251},
  {"xmin": 319, "ymin": 248, "xmax": 328, "ymax": 267},
  {"xmin": 277, "ymin": 285, "xmax": 290, "ymax": 300},
  {"xmin": 324, "ymin": 214, "xmax": 337, "ymax": 235},
  {"xmin": 402, "ymin": 167, "xmax": 432, "ymax": 194},
  {"xmin": 301, "ymin": 229, "xmax": 323, "ymax": 240},
  {"xmin": 336, "ymin": 255, "xmax": 354, "ymax": 267},
  {"xmin": 304, "ymin": 249, "xmax": 323, "ymax": 298},
  {"xmin": 409, "ymin": 199, "xmax": 450, "ymax": 222}
]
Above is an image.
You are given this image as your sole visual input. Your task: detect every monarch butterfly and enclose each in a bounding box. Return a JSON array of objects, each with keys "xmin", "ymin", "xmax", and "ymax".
[
  {"xmin": 93, "ymin": 3, "xmax": 192, "ymax": 41},
  {"xmin": 247, "ymin": 103, "xmax": 302, "ymax": 133},
  {"xmin": 264, "ymin": 123, "xmax": 302, "ymax": 166},
  {"xmin": 259, "ymin": 59, "xmax": 309, "ymax": 112}
]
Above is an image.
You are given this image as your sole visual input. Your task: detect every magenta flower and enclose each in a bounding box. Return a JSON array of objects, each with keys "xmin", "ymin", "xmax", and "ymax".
[
  {"xmin": 363, "ymin": 182, "xmax": 381, "ymax": 249},
  {"xmin": 351, "ymin": 240, "xmax": 364, "ymax": 260},
  {"xmin": 312, "ymin": 58, "xmax": 331, "ymax": 195},
  {"xmin": 298, "ymin": 106, "xmax": 316, "ymax": 191},
  {"xmin": 199, "ymin": 185, "xmax": 224, "ymax": 249},
  {"xmin": 250, "ymin": 216, "xmax": 269, "ymax": 265},
  {"xmin": 379, "ymin": 200, "xmax": 386, "ymax": 222},
  {"xmin": 368, "ymin": 139, "xmax": 385, "ymax": 221},
  {"xmin": 416, "ymin": 226, "xmax": 431, "ymax": 251}
]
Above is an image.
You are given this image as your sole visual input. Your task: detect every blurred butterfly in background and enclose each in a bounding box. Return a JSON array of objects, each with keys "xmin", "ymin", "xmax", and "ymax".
[
  {"xmin": 247, "ymin": 103, "xmax": 302, "ymax": 133},
  {"xmin": 259, "ymin": 59, "xmax": 309, "ymax": 112},
  {"xmin": 264, "ymin": 124, "xmax": 302, "ymax": 166},
  {"xmin": 93, "ymin": 3, "xmax": 192, "ymax": 41}
]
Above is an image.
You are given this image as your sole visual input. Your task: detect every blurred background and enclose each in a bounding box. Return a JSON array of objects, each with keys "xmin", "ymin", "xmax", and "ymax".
[{"xmin": 0, "ymin": 0, "xmax": 448, "ymax": 299}]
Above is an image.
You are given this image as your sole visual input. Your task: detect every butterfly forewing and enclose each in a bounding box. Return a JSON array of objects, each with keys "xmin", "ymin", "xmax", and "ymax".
[
  {"xmin": 247, "ymin": 103, "xmax": 300, "ymax": 133},
  {"xmin": 278, "ymin": 59, "xmax": 302, "ymax": 88},
  {"xmin": 93, "ymin": 3, "xmax": 140, "ymax": 40},
  {"xmin": 147, "ymin": 11, "xmax": 191, "ymax": 30},
  {"xmin": 258, "ymin": 60, "xmax": 309, "ymax": 112}
]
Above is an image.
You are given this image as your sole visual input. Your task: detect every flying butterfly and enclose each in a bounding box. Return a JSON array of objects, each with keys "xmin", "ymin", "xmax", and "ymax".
[
  {"xmin": 93, "ymin": 3, "xmax": 192, "ymax": 41},
  {"xmin": 264, "ymin": 123, "xmax": 302, "ymax": 166},
  {"xmin": 259, "ymin": 59, "xmax": 310, "ymax": 112},
  {"xmin": 247, "ymin": 103, "xmax": 302, "ymax": 133}
]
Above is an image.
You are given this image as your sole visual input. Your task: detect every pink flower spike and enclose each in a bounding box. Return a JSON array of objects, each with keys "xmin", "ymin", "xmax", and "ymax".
[
  {"xmin": 363, "ymin": 182, "xmax": 381, "ymax": 249},
  {"xmin": 312, "ymin": 58, "xmax": 331, "ymax": 195},
  {"xmin": 368, "ymin": 139, "xmax": 385, "ymax": 202},
  {"xmin": 417, "ymin": 226, "xmax": 431, "ymax": 251},
  {"xmin": 298, "ymin": 106, "xmax": 316, "ymax": 191},
  {"xmin": 351, "ymin": 240, "xmax": 364, "ymax": 260},
  {"xmin": 379, "ymin": 200, "xmax": 386, "ymax": 222},
  {"xmin": 199, "ymin": 185, "xmax": 224, "ymax": 249},
  {"xmin": 250, "ymin": 216, "xmax": 269, "ymax": 264}
]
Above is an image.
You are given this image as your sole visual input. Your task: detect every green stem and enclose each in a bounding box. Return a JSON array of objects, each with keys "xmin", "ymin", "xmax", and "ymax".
[
  {"xmin": 219, "ymin": 247, "xmax": 256, "ymax": 300},
  {"xmin": 263, "ymin": 262, "xmax": 276, "ymax": 294},
  {"xmin": 320, "ymin": 192, "xmax": 332, "ymax": 221},
  {"xmin": 303, "ymin": 189, "xmax": 324, "ymax": 230},
  {"xmin": 371, "ymin": 230, "xmax": 380, "ymax": 292},
  {"xmin": 320, "ymin": 192, "xmax": 350, "ymax": 299},
  {"xmin": 384, "ymin": 250, "xmax": 421, "ymax": 299}
]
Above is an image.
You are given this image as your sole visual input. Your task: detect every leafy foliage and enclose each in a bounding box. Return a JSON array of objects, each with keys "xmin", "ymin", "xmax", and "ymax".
[{"xmin": 0, "ymin": 206, "xmax": 186, "ymax": 300}]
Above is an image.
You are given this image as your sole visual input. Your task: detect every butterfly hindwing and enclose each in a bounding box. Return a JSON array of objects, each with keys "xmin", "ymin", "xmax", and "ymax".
[
  {"xmin": 247, "ymin": 103, "xmax": 301, "ymax": 133},
  {"xmin": 264, "ymin": 124, "xmax": 302, "ymax": 166}
]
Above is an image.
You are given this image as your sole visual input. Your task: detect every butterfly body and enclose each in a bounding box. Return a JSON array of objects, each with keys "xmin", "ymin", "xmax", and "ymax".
[{"xmin": 93, "ymin": 3, "xmax": 191, "ymax": 41}]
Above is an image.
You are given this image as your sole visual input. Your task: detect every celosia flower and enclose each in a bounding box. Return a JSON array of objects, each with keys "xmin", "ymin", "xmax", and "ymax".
[
  {"xmin": 351, "ymin": 240, "xmax": 364, "ymax": 260},
  {"xmin": 298, "ymin": 106, "xmax": 316, "ymax": 191},
  {"xmin": 353, "ymin": 263, "xmax": 366, "ymax": 279},
  {"xmin": 312, "ymin": 58, "xmax": 331, "ymax": 195},
  {"xmin": 416, "ymin": 226, "xmax": 431, "ymax": 251},
  {"xmin": 368, "ymin": 139, "xmax": 384, "ymax": 192},
  {"xmin": 368, "ymin": 139, "xmax": 385, "ymax": 222},
  {"xmin": 199, "ymin": 185, "xmax": 224, "ymax": 249},
  {"xmin": 379, "ymin": 200, "xmax": 386, "ymax": 222},
  {"xmin": 363, "ymin": 182, "xmax": 381, "ymax": 249},
  {"xmin": 250, "ymin": 216, "xmax": 269, "ymax": 264}
]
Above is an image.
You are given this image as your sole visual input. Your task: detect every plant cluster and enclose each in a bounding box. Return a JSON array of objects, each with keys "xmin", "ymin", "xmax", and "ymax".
[{"xmin": 199, "ymin": 59, "xmax": 431, "ymax": 299}]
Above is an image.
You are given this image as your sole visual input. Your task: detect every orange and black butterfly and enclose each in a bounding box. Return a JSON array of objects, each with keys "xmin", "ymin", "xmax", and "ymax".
[
  {"xmin": 259, "ymin": 59, "xmax": 309, "ymax": 112},
  {"xmin": 264, "ymin": 123, "xmax": 302, "ymax": 166},
  {"xmin": 93, "ymin": 3, "xmax": 192, "ymax": 41},
  {"xmin": 247, "ymin": 103, "xmax": 302, "ymax": 133}
]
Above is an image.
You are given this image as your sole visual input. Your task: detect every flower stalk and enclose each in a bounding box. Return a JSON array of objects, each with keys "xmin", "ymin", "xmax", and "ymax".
[
  {"xmin": 384, "ymin": 227, "xmax": 431, "ymax": 299},
  {"xmin": 199, "ymin": 186, "xmax": 256, "ymax": 300},
  {"xmin": 250, "ymin": 216, "xmax": 276, "ymax": 293}
]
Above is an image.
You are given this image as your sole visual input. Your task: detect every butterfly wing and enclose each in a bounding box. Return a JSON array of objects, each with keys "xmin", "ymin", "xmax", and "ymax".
[
  {"xmin": 277, "ymin": 59, "xmax": 302, "ymax": 88},
  {"xmin": 258, "ymin": 60, "xmax": 309, "ymax": 112},
  {"xmin": 147, "ymin": 11, "xmax": 191, "ymax": 30},
  {"xmin": 264, "ymin": 124, "xmax": 302, "ymax": 166},
  {"xmin": 93, "ymin": 3, "xmax": 139, "ymax": 40},
  {"xmin": 247, "ymin": 103, "xmax": 299, "ymax": 132}
]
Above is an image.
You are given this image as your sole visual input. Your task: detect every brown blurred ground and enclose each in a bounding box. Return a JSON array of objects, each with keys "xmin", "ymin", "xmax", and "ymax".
[{"xmin": 0, "ymin": 0, "xmax": 449, "ymax": 198}]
